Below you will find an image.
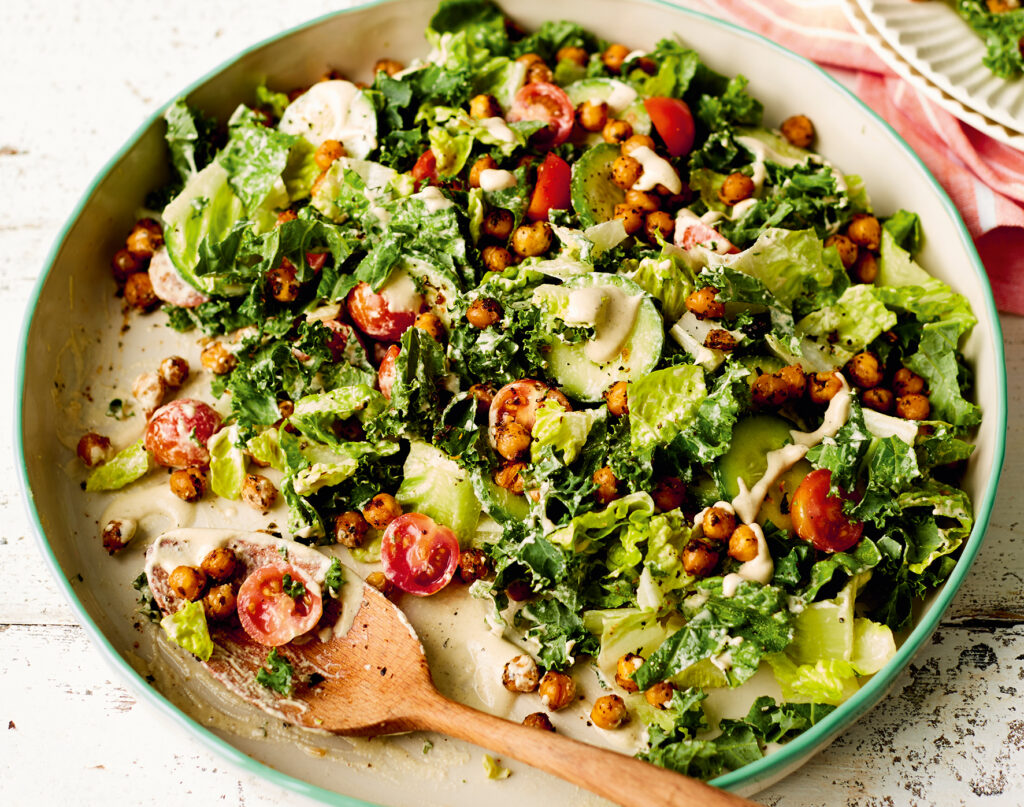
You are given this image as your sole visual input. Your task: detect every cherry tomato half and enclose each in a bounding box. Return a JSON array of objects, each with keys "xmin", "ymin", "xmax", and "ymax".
[
  {"xmin": 411, "ymin": 149, "xmax": 438, "ymax": 188},
  {"xmin": 381, "ymin": 513, "xmax": 460, "ymax": 596},
  {"xmin": 675, "ymin": 215, "xmax": 739, "ymax": 255},
  {"xmin": 378, "ymin": 344, "xmax": 400, "ymax": 400},
  {"xmin": 306, "ymin": 251, "xmax": 328, "ymax": 273},
  {"xmin": 237, "ymin": 564, "xmax": 323, "ymax": 647},
  {"xmin": 527, "ymin": 153, "xmax": 572, "ymax": 222},
  {"xmin": 507, "ymin": 82, "xmax": 575, "ymax": 148},
  {"xmin": 791, "ymin": 468, "xmax": 864, "ymax": 554},
  {"xmin": 148, "ymin": 248, "xmax": 207, "ymax": 308},
  {"xmin": 346, "ymin": 272, "xmax": 423, "ymax": 341},
  {"xmin": 144, "ymin": 399, "xmax": 222, "ymax": 468},
  {"xmin": 643, "ymin": 97, "xmax": 696, "ymax": 157}
]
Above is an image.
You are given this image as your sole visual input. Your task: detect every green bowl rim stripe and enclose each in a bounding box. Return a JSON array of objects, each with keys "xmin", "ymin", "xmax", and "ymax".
[{"xmin": 14, "ymin": 0, "xmax": 1008, "ymax": 802}]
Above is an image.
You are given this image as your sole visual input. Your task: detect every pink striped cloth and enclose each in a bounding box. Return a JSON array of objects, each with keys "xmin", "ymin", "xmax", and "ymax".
[{"xmin": 681, "ymin": 0, "xmax": 1024, "ymax": 314}]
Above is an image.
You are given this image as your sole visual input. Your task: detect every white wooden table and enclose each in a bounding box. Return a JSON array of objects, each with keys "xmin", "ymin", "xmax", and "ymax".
[{"xmin": 2, "ymin": 2, "xmax": 1022, "ymax": 805}]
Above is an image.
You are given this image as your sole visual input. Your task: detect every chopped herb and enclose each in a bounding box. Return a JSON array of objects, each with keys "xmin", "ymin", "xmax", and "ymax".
[
  {"xmin": 256, "ymin": 648, "xmax": 295, "ymax": 696},
  {"xmin": 324, "ymin": 558, "xmax": 344, "ymax": 598},
  {"xmin": 131, "ymin": 572, "xmax": 162, "ymax": 623},
  {"xmin": 282, "ymin": 573, "xmax": 307, "ymax": 599},
  {"xmin": 106, "ymin": 398, "xmax": 131, "ymax": 420}
]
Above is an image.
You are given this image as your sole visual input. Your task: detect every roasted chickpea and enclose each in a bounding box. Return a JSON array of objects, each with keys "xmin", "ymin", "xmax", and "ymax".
[
  {"xmin": 494, "ymin": 421, "xmax": 532, "ymax": 461},
  {"xmin": 847, "ymin": 213, "xmax": 882, "ymax": 252},
  {"xmin": 466, "ymin": 297, "xmax": 503, "ymax": 328},
  {"xmin": 526, "ymin": 61, "xmax": 554, "ymax": 84},
  {"xmin": 615, "ymin": 653, "xmax": 644, "ymax": 692},
  {"xmin": 604, "ymin": 380, "xmax": 629, "ymax": 417},
  {"xmin": 577, "ymin": 100, "xmax": 609, "ymax": 132},
  {"xmin": 362, "ymin": 493, "xmax": 403, "ymax": 530},
  {"xmin": 625, "ymin": 189, "xmax": 659, "ymax": 213},
  {"xmin": 846, "ymin": 351, "xmax": 883, "ymax": 389},
  {"xmin": 896, "ymin": 393, "xmax": 931, "ymax": 420},
  {"xmin": 414, "ymin": 312, "xmax": 445, "ymax": 342},
  {"xmin": 126, "ymin": 218, "xmax": 164, "ymax": 259},
  {"xmin": 313, "ymin": 139, "xmax": 346, "ymax": 172},
  {"xmin": 101, "ymin": 518, "xmax": 136, "ymax": 554},
  {"xmin": 613, "ymin": 203, "xmax": 644, "ymax": 236},
  {"xmin": 200, "ymin": 342, "xmax": 237, "ymax": 375},
  {"xmin": 502, "ymin": 654, "xmax": 540, "ymax": 693},
  {"xmin": 469, "ymin": 154, "xmax": 498, "ymax": 189},
  {"xmin": 704, "ymin": 328, "xmax": 737, "ymax": 352},
  {"xmin": 652, "ymin": 476, "xmax": 686, "ymax": 512},
  {"xmin": 111, "ymin": 248, "xmax": 144, "ymax": 284},
  {"xmin": 780, "ymin": 114, "xmax": 815, "ymax": 149},
  {"xmin": 276, "ymin": 209, "xmax": 298, "ymax": 226},
  {"xmin": 686, "ymin": 286, "xmax": 724, "ymax": 320},
  {"xmin": 481, "ymin": 245, "xmax": 514, "ymax": 274},
  {"xmin": 719, "ymin": 172, "xmax": 755, "ymax": 206},
  {"xmin": 556, "ymin": 45, "xmax": 588, "ymax": 66},
  {"xmin": 893, "ymin": 368, "xmax": 926, "ymax": 397},
  {"xmin": 469, "ymin": 94, "xmax": 502, "ymax": 119},
  {"xmin": 458, "ymin": 548, "xmax": 491, "ymax": 584},
  {"xmin": 124, "ymin": 272, "xmax": 159, "ymax": 311},
  {"xmin": 266, "ymin": 262, "xmax": 300, "ymax": 303},
  {"xmin": 511, "ymin": 221, "xmax": 553, "ymax": 257},
  {"xmin": 132, "ymin": 371, "xmax": 167, "ymax": 418},
  {"xmin": 702, "ymin": 506, "xmax": 736, "ymax": 542},
  {"xmin": 469, "ymin": 382, "xmax": 496, "ymax": 413},
  {"xmin": 682, "ymin": 541, "xmax": 719, "ymax": 577},
  {"xmin": 808, "ymin": 371, "xmax": 843, "ymax": 405},
  {"xmin": 365, "ymin": 570, "xmax": 397, "ymax": 599},
  {"xmin": 644, "ymin": 681, "xmax": 676, "ymax": 710},
  {"xmin": 601, "ymin": 43, "xmax": 631, "ymax": 73},
  {"xmin": 77, "ymin": 432, "xmax": 112, "ymax": 468},
  {"xmin": 170, "ymin": 467, "xmax": 206, "ymax": 502},
  {"xmin": 611, "ymin": 154, "xmax": 643, "ymax": 190},
  {"xmin": 523, "ymin": 712, "xmax": 555, "ymax": 731},
  {"xmin": 602, "ymin": 119, "xmax": 633, "ymax": 145},
  {"xmin": 494, "ymin": 462, "xmax": 526, "ymax": 494},
  {"xmin": 481, "ymin": 208, "xmax": 514, "ymax": 241},
  {"xmin": 825, "ymin": 234, "xmax": 859, "ymax": 269},
  {"xmin": 515, "ymin": 52, "xmax": 545, "ymax": 70},
  {"xmin": 310, "ymin": 170, "xmax": 330, "ymax": 198},
  {"xmin": 591, "ymin": 694, "xmax": 629, "ymax": 730},
  {"xmin": 539, "ymin": 670, "xmax": 576, "ymax": 711},
  {"xmin": 851, "ymin": 250, "xmax": 879, "ymax": 284},
  {"xmin": 862, "ymin": 387, "xmax": 895, "ymax": 414},
  {"xmin": 620, "ymin": 134, "xmax": 655, "ymax": 157},
  {"xmin": 752, "ymin": 364, "xmax": 806, "ymax": 407},
  {"xmin": 593, "ymin": 466, "xmax": 620, "ymax": 505},
  {"xmin": 159, "ymin": 356, "xmax": 190, "ymax": 389},
  {"xmin": 204, "ymin": 584, "xmax": 237, "ymax": 621},
  {"xmin": 169, "ymin": 565, "xmax": 206, "ymax": 601},
  {"xmin": 333, "ymin": 511, "xmax": 370, "ymax": 548},
  {"xmin": 199, "ymin": 547, "xmax": 237, "ymax": 582},
  {"xmin": 728, "ymin": 525, "xmax": 760, "ymax": 562},
  {"xmin": 778, "ymin": 364, "xmax": 808, "ymax": 397},
  {"xmin": 373, "ymin": 58, "xmax": 404, "ymax": 77},
  {"xmin": 241, "ymin": 473, "xmax": 277, "ymax": 514},
  {"xmin": 645, "ymin": 210, "xmax": 675, "ymax": 243}
]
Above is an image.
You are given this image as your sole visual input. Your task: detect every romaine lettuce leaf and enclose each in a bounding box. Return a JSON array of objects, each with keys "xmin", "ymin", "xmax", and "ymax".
[
  {"xmin": 530, "ymin": 399, "xmax": 607, "ymax": 464},
  {"xmin": 795, "ymin": 284, "xmax": 897, "ymax": 367},
  {"xmin": 628, "ymin": 364, "xmax": 707, "ymax": 450},
  {"xmin": 160, "ymin": 600, "xmax": 214, "ymax": 662},
  {"xmin": 219, "ymin": 105, "xmax": 299, "ymax": 211},
  {"xmin": 207, "ymin": 424, "xmax": 248, "ymax": 500},
  {"xmin": 85, "ymin": 440, "xmax": 152, "ymax": 492},
  {"xmin": 396, "ymin": 440, "xmax": 482, "ymax": 542},
  {"xmin": 163, "ymin": 99, "xmax": 217, "ymax": 185},
  {"xmin": 629, "ymin": 247, "xmax": 698, "ymax": 322}
]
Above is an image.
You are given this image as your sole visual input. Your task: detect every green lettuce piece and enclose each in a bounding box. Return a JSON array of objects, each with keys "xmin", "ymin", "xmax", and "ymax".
[
  {"xmin": 219, "ymin": 105, "xmax": 299, "ymax": 211},
  {"xmin": 631, "ymin": 39, "xmax": 700, "ymax": 98},
  {"xmin": 160, "ymin": 600, "xmax": 214, "ymax": 662},
  {"xmin": 163, "ymin": 99, "xmax": 217, "ymax": 184},
  {"xmin": 421, "ymin": 107, "xmax": 542, "ymax": 176},
  {"xmin": 698, "ymin": 264, "xmax": 798, "ymax": 352},
  {"xmin": 396, "ymin": 441, "xmax": 481, "ymax": 543},
  {"xmin": 765, "ymin": 654, "xmax": 859, "ymax": 705},
  {"xmin": 255, "ymin": 82, "xmax": 291, "ymax": 119},
  {"xmin": 584, "ymin": 607, "xmax": 680, "ymax": 687},
  {"xmin": 310, "ymin": 158, "xmax": 401, "ymax": 226},
  {"xmin": 290, "ymin": 385, "xmax": 388, "ymax": 447},
  {"xmin": 882, "ymin": 209, "xmax": 923, "ymax": 253},
  {"xmin": 851, "ymin": 617, "xmax": 897, "ymax": 675},
  {"xmin": 712, "ymin": 228, "xmax": 847, "ymax": 315},
  {"xmin": 630, "ymin": 247, "xmax": 698, "ymax": 321},
  {"xmin": 667, "ymin": 361, "xmax": 750, "ymax": 465},
  {"xmin": 246, "ymin": 428, "xmax": 286, "ymax": 471},
  {"xmin": 482, "ymin": 754, "xmax": 511, "ymax": 780},
  {"xmin": 85, "ymin": 440, "xmax": 152, "ymax": 492},
  {"xmin": 795, "ymin": 284, "xmax": 897, "ymax": 367},
  {"xmin": 628, "ymin": 365, "xmax": 707, "ymax": 450},
  {"xmin": 899, "ymin": 479, "xmax": 974, "ymax": 574},
  {"xmin": 428, "ymin": 0, "xmax": 509, "ymax": 61},
  {"xmin": 547, "ymin": 492, "xmax": 655, "ymax": 554},
  {"xmin": 472, "ymin": 56, "xmax": 527, "ymax": 109},
  {"xmin": 531, "ymin": 399, "xmax": 607, "ymax": 464},
  {"xmin": 207, "ymin": 425, "xmax": 248, "ymax": 500}
]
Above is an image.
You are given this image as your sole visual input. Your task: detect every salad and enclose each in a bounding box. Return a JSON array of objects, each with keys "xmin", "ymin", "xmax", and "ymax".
[
  {"xmin": 954, "ymin": 0, "xmax": 1024, "ymax": 78},
  {"xmin": 77, "ymin": 0, "xmax": 981, "ymax": 783}
]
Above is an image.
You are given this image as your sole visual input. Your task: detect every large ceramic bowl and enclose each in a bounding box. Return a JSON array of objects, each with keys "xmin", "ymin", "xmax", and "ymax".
[{"xmin": 16, "ymin": 0, "xmax": 1007, "ymax": 803}]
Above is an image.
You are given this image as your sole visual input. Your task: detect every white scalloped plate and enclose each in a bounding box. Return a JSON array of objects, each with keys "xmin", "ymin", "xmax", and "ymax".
[{"xmin": 852, "ymin": 0, "xmax": 1024, "ymax": 138}]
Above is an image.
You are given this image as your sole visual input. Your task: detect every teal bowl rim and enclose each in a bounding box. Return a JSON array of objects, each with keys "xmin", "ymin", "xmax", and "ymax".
[{"xmin": 15, "ymin": 0, "xmax": 1008, "ymax": 802}]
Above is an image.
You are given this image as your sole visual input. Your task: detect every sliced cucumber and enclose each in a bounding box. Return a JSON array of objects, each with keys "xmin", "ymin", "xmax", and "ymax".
[
  {"xmin": 402, "ymin": 257, "xmax": 460, "ymax": 329},
  {"xmin": 540, "ymin": 273, "xmax": 664, "ymax": 402},
  {"xmin": 571, "ymin": 143, "xmax": 625, "ymax": 228},
  {"xmin": 396, "ymin": 441, "xmax": 481, "ymax": 544},
  {"xmin": 564, "ymin": 79, "xmax": 651, "ymax": 135},
  {"xmin": 471, "ymin": 470, "xmax": 531, "ymax": 524}
]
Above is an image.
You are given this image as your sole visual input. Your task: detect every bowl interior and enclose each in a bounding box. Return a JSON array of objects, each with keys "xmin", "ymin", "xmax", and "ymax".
[{"xmin": 18, "ymin": 0, "xmax": 1006, "ymax": 804}]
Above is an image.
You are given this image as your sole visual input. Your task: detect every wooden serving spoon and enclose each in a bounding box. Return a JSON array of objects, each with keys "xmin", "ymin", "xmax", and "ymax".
[{"xmin": 147, "ymin": 534, "xmax": 761, "ymax": 807}]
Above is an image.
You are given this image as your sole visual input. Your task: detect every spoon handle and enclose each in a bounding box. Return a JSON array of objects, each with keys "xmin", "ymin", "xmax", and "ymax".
[{"xmin": 404, "ymin": 692, "xmax": 762, "ymax": 807}]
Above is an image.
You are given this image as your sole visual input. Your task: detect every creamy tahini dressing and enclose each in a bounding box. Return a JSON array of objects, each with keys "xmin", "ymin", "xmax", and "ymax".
[
  {"xmin": 278, "ymin": 80, "xmax": 377, "ymax": 157},
  {"xmin": 478, "ymin": 168, "xmax": 517, "ymax": 192},
  {"xmin": 790, "ymin": 375, "xmax": 851, "ymax": 446},
  {"xmin": 721, "ymin": 524, "xmax": 773, "ymax": 597},
  {"xmin": 379, "ymin": 269, "xmax": 422, "ymax": 312},
  {"xmin": 562, "ymin": 285, "xmax": 643, "ymax": 364},
  {"xmin": 732, "ymin": 443, "xmax": 809, "ymax": 525},
  {"xmin": 629, "ymin": 146, "xmax": 682, "ymax": 194},
  {"xmin": 478, "ymin": 116, "xmax": 517, "ymax": 143},
  {"xmin": 604, "ymin": 80, "xmax": 638, "ymax": 112},
  {"xmin": 410, "ymin": 186, "xmax": 454, "ymax": 212}
]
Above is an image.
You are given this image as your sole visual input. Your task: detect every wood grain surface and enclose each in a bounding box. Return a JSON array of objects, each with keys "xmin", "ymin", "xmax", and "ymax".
[{"xmin": 2, "ymin": 2, "xmax": 1021, "ymax": 805}]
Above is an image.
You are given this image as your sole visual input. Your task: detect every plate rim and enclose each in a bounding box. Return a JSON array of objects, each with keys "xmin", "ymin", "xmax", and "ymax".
[
  {"xmin": 14, "ymin": 0, "xmax": 1008, "ymax": 801},
  {"xmin": 854, "ymin": 0, "xmax": 1024, "ymax": 136}
]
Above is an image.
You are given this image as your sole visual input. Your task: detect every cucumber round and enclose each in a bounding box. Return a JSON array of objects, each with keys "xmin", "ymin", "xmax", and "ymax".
[
  {"xmin": 542, "ymin": 273, "xmax": 663, "ymax": 402},
  {"xmin": 718, "ymin": 415, "xmax": 795, "ymax": 500},
  {"xmin": 564, "ymin": 79, "xmax": 651, "ymax": 135},
  {"xmin": 401, "ymin": 257, "xmax": 460, "ymax": 329},
  {"xmin": 571, "ymin": 143, "xmax": 625, "ymax": 228}
]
